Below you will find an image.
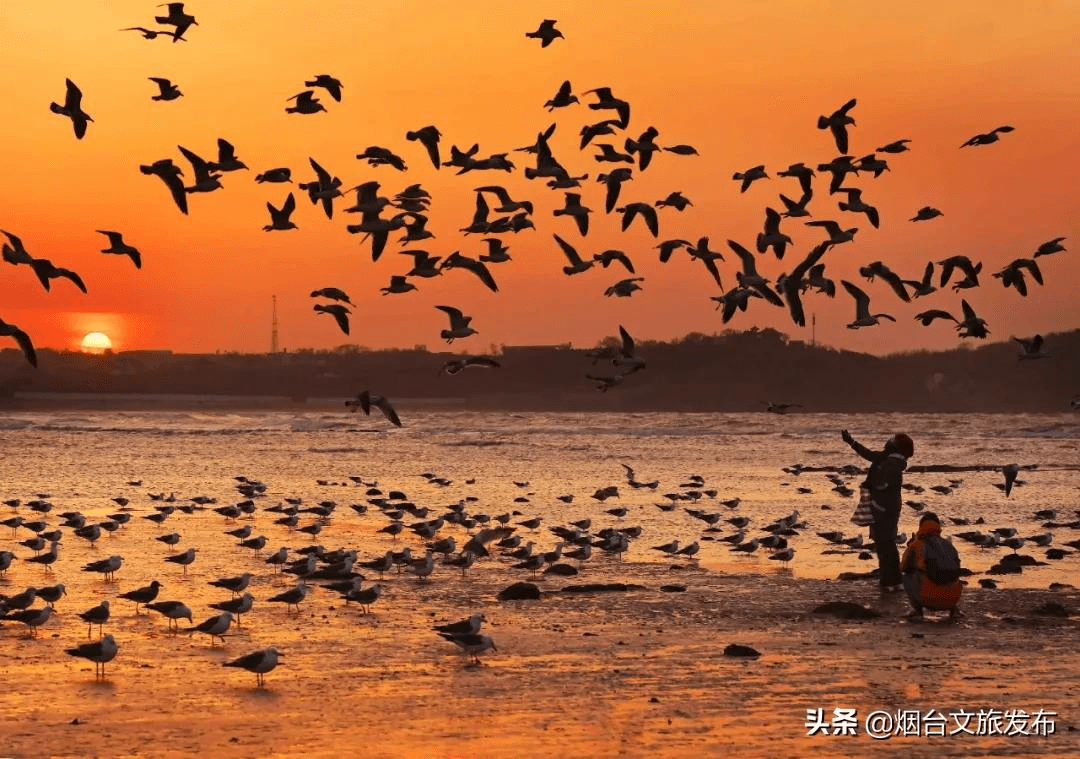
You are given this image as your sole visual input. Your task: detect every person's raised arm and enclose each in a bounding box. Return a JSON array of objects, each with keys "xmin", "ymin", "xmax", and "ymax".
[{"xmin": 841, "ymin": 429, "xmax": 876, "ymax": 461}]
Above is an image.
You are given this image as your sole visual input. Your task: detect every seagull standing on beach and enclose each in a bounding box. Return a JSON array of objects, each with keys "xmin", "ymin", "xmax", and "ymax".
[
  {"xmin": 187, "ymin": 611, "xmax": 232, "ymax": 645},
  {"xmin": 224, "ymin": 647, "xmax": 282, "ymax": 687},
  {"xmin": 66, "ymin": 634, "xmax": 118, "ymax": 678},
  {"xmin": 439, "ymin": 632, "xmax": 497, "ymax": 664}
]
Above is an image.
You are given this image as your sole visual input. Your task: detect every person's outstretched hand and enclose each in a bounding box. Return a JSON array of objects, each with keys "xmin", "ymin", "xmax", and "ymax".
[{"xmin": 841, "ymin": 429, "xmax": 853, "ymax": 444}]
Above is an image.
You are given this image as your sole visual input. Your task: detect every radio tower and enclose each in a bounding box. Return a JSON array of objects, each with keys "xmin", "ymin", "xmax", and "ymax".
[{"xmin": 270, "ymin": 295, "xmax": 279, "ymax": 353}]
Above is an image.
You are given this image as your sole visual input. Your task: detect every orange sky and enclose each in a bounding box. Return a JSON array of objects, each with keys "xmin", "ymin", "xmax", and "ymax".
[{"xmin": 1, "ymin": 1, "xmax": 1078, "ymax": 356}]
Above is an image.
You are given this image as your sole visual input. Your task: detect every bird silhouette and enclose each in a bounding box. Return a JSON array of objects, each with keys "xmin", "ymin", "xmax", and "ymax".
[
  {"xmin": 406, "ymin": 125, "xmax": 442, "ymax": 169},
  {"xmin": 346, "ymin": 391, "xmax": 402, "ymax": 427},
  {"xmin": 49, "ymin": 79, "xmax": 93, "ymax": 139},
  {"xmin": 140, "ymin": 158, "xmax": 188, "ymax": 214},
  {"xmin": 0, "ymin": 318, "xmax": 37, "ymax": 367},
  {"xmin": 545, "ymin": 80, "xmax": 578, "ymax": 110},
  {"xmin": 148, "ymin": 77, "xmax": 182, "ymax": 101},
  {"xmin": 818, "ymin": 98, "xmax": 857, "ymax": 153},
  {"xmin": 154, "ymin": 3, "xmax": 198, "ymax": 41},
  {"xmin": 961, "ymin": 125, "xmax": 1014, "ymax": 147},
  {"xmin": 313, "ymin": 303, "xmax": 350, "ymax": 335},
  {"xmin": 525, "ymin": 19, "xmax": 564, "ymax": 47},
  {"xmin": 286, "ymin": 90, "xmax": 326, "ymax": 115},
  {"xmin": 841, "ymin": 281, "xmax": 895, "ymax": 328},
  {"xmin": 305, "ymin": 74, "xmax": 343, "ymax": 102},
  {"xmin": 96, "ymin": 231, "xmax": 142, "ymax": 269},
  {"xmin": 435, "ymin": 305, "xmax": 478, "ymax": 343},
  {"xmin": 263, "ymin": 193, "xmax": 298, "ymax": 231}
]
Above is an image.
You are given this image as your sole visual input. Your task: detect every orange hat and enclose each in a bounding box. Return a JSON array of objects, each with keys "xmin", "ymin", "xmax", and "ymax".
[{"xmin": 891, "ymin": 433, "xmax": 914, "ymax": 458}]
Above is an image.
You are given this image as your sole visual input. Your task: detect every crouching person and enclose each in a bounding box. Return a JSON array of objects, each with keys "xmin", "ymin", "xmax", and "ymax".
[{"xmin": 901, "ymin": 512, "xmax": 963, "ymax": 620}]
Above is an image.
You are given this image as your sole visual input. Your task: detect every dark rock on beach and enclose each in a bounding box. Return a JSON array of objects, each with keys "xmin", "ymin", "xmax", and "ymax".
[
  {"xmin": 1031, "ymin": 602, "xmax": 1069, "ymax": 618},
  {"xmin": 498, "ymin": 582, "xmax": 541, "ymax": 601},
  {"xmin": 723, "ymin": 644, "xmax": 761, "ymax": 657},
  {"xmin": 812, "ymin": 601, "xmax": 882, "ymax": 619},
  {"xmin": 659, "ymin": 584, "xmax": 687, "ymax": 593},
  {"xmin": 561, "ymin": 583, "xmax": 645, "ymax": 594}
]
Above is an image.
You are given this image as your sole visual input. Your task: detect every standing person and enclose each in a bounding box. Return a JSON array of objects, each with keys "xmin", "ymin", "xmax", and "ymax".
[{"xmin": 840, "ymin": 430, "xmax": 914, "ymax": 591}]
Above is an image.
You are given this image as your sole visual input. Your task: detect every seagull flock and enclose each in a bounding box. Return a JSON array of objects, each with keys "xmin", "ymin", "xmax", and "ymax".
[
  {"xmin": 5, "ymin": 434, "xmax": 1072, "ymax": 685},
  {"xmin": 3, "ymin": 7, "xmax": 1072, "ymax": 416}
]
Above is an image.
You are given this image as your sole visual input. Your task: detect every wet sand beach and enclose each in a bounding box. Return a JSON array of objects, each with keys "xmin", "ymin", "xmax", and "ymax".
[{"xmin": 4, "ymin": 561, "xmax": 1078, "ymax": 759}]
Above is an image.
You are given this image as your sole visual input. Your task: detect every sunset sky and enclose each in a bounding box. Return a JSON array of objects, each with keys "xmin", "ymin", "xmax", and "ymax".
[{"xmin": 1, "ymin": 1, "xmax": 1077, "ymax": 357}]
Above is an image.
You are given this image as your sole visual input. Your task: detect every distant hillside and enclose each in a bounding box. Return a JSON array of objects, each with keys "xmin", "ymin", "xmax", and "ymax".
[{"xmin": 1, "ymin": 328, "xmax": 1077, "ymax": 412}]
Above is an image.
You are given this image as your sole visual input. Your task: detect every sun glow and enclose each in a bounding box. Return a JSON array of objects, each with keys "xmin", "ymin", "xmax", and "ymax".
[{"xmin": 81, "ymin": 332, "xmax": 113, "ymax": 354}]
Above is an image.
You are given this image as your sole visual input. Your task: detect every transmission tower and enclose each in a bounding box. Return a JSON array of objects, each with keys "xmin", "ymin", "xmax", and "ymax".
[{"xmin": 270, "ymin": 295, "xmax": 279, "ymax": 353}]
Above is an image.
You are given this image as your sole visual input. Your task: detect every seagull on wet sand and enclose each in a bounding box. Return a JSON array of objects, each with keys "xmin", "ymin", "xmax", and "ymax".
[
  {"xmin": 78, "ymin": 600, "xmax": 110, "ymax": 639},
  {"xmin": 164, "ymin": 547, "xmax": 197, "ymax": 572},
  {"xmin": 82, "ymin": 555, "xmax": 123, "ymax": 581},
  {"xmin": 66, "ymin": 634, "xmax": 119, "ymax": 677},
  {"xmin": 118, "ymin": 580, "xmax": 162, "ymax": 612},
  {"xmin": 187, "ymin": 611, "xmax": 232, "ymax": 645},
  {"xmin": 440, "ymin": 632, "xmax": 497, "ymax": 665},
  {"xmin": 224, "ymin": 647, "xmax": 282, "ymax": 687}
]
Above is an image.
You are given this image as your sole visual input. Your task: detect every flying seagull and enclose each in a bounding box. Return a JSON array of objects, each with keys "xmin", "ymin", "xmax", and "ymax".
[
  {"xmin": 263, "ymin": 193, "xmax": 298, "ymax": 231},
  {"xmin": 154, "ymin": 2, "xmax": 198, "ymax": 41},
  {"xmin": 346, "ymin": 391, "xmax": 402, "ymax": 427},
  {"xmin": 148, "ymin": 77, "xmax": 182, "ymax": 101},
  {"xmin": 841, "ymin": 280, "xmax": 895, "ymax": 329},
  {"xmin": 961, "ymin": 126, "xmax": 1014, "ymax": 147},
  {"xmin": 313, "ymin": 303, "xmax": 350, "ymax": 335},
  {"xmin": 818, "ymin": 98, "xmax": 857, "ymax": 153},
  {"xmin": 406, "ymin": 125, "xmax": 442, "ymax": 169},
  {"xmin": 525, "ymin": 19, "xmax": 563, "ymax": 47},
  {"xmin": 96, "ymin": 231, "xmax": 142, "ymax": 269},
  {"xmin": 0, "ymin": 318, "xmax": 37, "ymax": 367},
  {"xmin": 49, "ymin": 78, "xmax": 93, "ymax": 139},
  {"xmin": 435, "ymin": 305, "xmax": 478, "ymax": 343},
  {"xmin": 305, "ymin": 74, "xmax": 343, "ymax": 102},
  {"xmin": 140, "ymin": 158, "xmax": 188, "ymax": 214},
  {"xmin": 441, "ymin": 357, "xmax": 500, "ymax": 375}
]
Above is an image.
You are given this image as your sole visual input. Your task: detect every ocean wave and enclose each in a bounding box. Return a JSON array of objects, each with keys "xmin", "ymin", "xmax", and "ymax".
[{"xmin": 308, "ymin": 446, "xmax": 367, "ymax": 454}]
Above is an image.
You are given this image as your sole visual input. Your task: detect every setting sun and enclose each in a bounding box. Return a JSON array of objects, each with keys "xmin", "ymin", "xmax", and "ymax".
[{"xmin": 80, "ymin": 331, "xmax": 113, "ymax": 354}]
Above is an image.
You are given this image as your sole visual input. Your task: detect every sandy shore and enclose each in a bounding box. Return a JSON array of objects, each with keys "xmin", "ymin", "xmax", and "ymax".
[{"xmin": 3, "ymin": 561, "xmax": 1078, "ymax": 759}]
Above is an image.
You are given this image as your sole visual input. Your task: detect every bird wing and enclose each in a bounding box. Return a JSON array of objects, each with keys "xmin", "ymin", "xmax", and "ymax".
[
  {"xmin": 841, "ymin": 280, "xmax": 871, "ymax": 314},
  {"xmin": 726, "ymin": 239, "xmax": 756, "ymax": 275},
  {"xmin": 618, "ymin": 325, "xmax": 635, "ymax": 357},
  {"xmin": 960, "ymin": 299, "xmax": 977, "ymax": 321},
  {"xmin": 374, "ymin": 397, "xmax": 402, "ymax": 427},
  {"xmin": 553, "ymin": 234, "xmax": 583, "ymax": 265},
  {"xmin": 435, "ymin": 305, "xmax": 466, "ymax": 327},
  {"xmin": 65, "ymin": 78, "xmax": 83, "ymax": 111}
]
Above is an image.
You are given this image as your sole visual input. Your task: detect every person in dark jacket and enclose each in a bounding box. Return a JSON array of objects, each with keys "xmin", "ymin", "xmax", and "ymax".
[{"xmin": 841, "ymin": 430, "xmax": 914, "ymax": 591}]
